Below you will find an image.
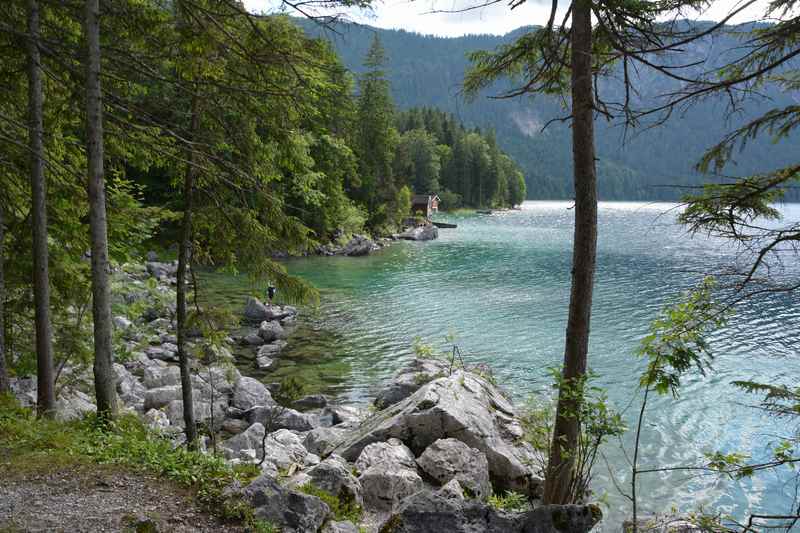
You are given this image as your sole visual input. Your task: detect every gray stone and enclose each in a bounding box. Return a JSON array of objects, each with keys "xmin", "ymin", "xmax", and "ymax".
[
  {"xmin": 355, "ymin": 438, "xmax": 416, "ymax": 474},
  {"xmin": 244, "ymin": 298, "xmax": 297, "ymax": 323},
  {"xmin": 258, "ymin": 320, "xmax": 286, "ymax": 343},
  {"xmin": 146, "ymin": 250, "xmax": 159, "ymax": 262},
  {"xmin": 416, "ymin": 438, "xmax": 492, "ymax": 500},
  {"xmin": 145, "ymin": 345, "xmax": 178, "ymax": 362},
  {"xmin": 261, "ymin": 429, "xmax": 309, "ymax": 470},
  {"xmin": 144, "ymin": 385, "xmax": 182, "ymax": 410},
  {"xmin": 304, "ymin": 455, "xmax": 363, "ymax": 507},
  {"xmin": 54, "ymin": 390, "xmax": 97, "ymax": 421},
  {"xmin": 334, "ymin": 369, "xmax": 543, "ymax": 496},
  {"xmin": 164, "ymin": 399, "xmax": 227, "ymax": 431},
  {"xmin": 113, "ymin": 315, "xmax": 133, "ymax": 330},
  {"xmin": 244, "ymin": 473, "xmax": 330, "ymax": 533},
  {"xmin": 439, "ymin": 479, "xmax": 464, "ymax": 500},
  {"xmin": 359, "ymin": 463, "xmax": 423, "ymax": 512},
  {"xmin": 242, "ymin": 333, "xmax": 265, "ymax": 346},
  {"xmin": 114, "ymin": 363, "xmax": 146, "ymax": 409},
  {"xmin": 374, "ymin": 358, "xmax": 449, "ymax": 409},
  {"xmin": 257, "ymin": 341, "xmax": 287, "ymax": 358},
  {"xmin": 303, "ymin": 427, "xmax": 350, "ymax": 457},
  {"xmin": 233, "ymin": 377, "xmax": 274, "ymax": 411},
  {"xmin": 293, "ymin": 394, "xmax": 327, "ymax": 411},
  {"xmin": 398, "ymin": 224, "xmax": 438, "ymax": 241},
  {"xmin": 196, "ymin": 365, "xmax": 240, "ymax": 396},
  {"xmin": 322, "ymin": 521, "xmax": 359, "ymax": 533},
  {"xmin": 379, "ymin": 490, "xmax": 600, "ymax": 533},
  {"xmin": 143, "ymin": 365, "xmax": 181, "ymax": 389},
  {"xmin": 146, "ymin": 261, "xmax": 178, "ymax": 280},
  {"xmin": 256, "ymin": 355, "xmax": 276, "ymax": 370},
  {"xmin": 222, "ymin": 417, "xmax": 250, "ymax": 435},
  {"xmin": 322, "ymin": 404, "xmax": 363, "ymax": 426},
  {"xmin": 247, "ymin": 406, "xmax": 316, "ymax": 432},
  {"xmin": 144, "ymin": 408, "xmax": 170, "ymax": 431},
  {"xmin": 220, "ymin": 423, "xmax": 266, "ymax": 461}
]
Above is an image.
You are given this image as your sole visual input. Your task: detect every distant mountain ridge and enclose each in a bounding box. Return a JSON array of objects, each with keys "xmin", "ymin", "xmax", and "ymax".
[{"xmin": 299, "ymin": 19, "xmax": 799, "ymax": 200}]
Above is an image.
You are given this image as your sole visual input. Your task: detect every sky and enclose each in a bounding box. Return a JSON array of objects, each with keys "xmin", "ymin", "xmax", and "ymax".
[{"xmin": 242, "ymin": 0, "xmax": 773, "ymax": 37}]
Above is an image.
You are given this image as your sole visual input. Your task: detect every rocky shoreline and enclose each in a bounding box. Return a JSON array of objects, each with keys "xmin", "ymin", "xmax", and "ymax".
[{"xmin": 7, "ymin": 260, "xmax": 600, "ymax": 533}]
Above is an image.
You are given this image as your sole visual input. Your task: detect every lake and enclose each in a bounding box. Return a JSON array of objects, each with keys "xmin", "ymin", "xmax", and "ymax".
[{"xmin": 201, "ymin": 201, "xmax": 800, "ymax": 529}]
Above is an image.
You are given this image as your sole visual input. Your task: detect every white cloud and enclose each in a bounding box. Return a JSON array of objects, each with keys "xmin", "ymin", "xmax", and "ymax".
[{"xmin": 243, "ymin": 0, "xmax": 775, "ymax": 37}]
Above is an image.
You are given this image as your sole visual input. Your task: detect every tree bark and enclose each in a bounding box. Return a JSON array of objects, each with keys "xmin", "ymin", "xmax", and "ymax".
[
  {"xmin": 27, "ymin": 0, "xmax": 55, "ymax": 415},
  {"xmin": 0, "ymin": 203, "xmax": 9, "ymax": 395},
  {"xmin": 542, "ymin": 0, "xmax": 598, "ymax": 505},
  {"xmin": 176, "ymin": 94, "xmax": 199, "ymax": 448},
  {"xmin": 85, "ymin": 0, "xmax": 117, "ymax": 417}
]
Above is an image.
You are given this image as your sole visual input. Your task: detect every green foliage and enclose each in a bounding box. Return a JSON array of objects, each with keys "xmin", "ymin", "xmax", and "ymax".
[
  {"xmin": 487, "ymin": 491, "xmax": 531, "ymax": 512},
  {"xmin": 638, "ymin": 277, "xmax": 726, "ymax": 397},
  {"xmin": 298, "ymin": 483, "xmax": 363, "ymax": 523}
]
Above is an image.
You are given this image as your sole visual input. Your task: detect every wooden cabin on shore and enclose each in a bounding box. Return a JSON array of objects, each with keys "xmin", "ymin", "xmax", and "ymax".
[{"xmin": 411, "ymin": 194, "xmax": 440, "ymax": 218}]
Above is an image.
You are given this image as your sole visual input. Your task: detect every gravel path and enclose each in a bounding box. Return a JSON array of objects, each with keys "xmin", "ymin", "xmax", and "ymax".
[{"xmin": 0, "ymin": 464, "xmax": 245, "ymax": 532}]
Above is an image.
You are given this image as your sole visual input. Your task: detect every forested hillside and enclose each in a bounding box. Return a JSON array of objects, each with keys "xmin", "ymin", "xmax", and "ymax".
[{"xmin": 301, "ymin": 20, "xmax": 800, "ymax": 200}]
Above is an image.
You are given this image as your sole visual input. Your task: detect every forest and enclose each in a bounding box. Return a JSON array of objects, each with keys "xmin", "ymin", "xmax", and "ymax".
[{"xmin": 1, "ymin": 0, "xmax": 800, "ymax": 532}]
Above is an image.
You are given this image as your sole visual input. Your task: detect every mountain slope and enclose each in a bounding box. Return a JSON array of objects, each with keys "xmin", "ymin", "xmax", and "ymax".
[{"xmin": 301, "ymin": 20, "xmax": 799, "ymax": 200}]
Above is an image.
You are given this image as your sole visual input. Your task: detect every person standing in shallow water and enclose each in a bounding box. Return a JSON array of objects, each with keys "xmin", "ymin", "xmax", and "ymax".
[{"xmin": 267, "ymin": 284, "xmax": 276, "ymax": 306}]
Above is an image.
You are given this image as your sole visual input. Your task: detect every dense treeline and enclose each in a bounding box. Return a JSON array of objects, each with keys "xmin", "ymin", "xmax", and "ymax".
[
  {"xmin": 301, "ymin": 20, "xmax": 800, "ymax": 201},
  {"xmin": 396, "ymin": 107, "xmax": 526, "ymax": 209}
]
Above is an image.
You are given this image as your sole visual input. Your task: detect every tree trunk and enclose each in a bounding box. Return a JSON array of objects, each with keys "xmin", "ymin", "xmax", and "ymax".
[
  {"xmin": 85, "ymin": 0, "xmax": 117, "ymax": 417},
  {"xmin": 27, "ymin": 0, "xmax": 55, "ymax": 415},
  {"xmin": 0, "ymin": 203, "xmax": 9, "ymax": 395},
  {"xmin": 176, "ymin": 94, "xmax": 199, "ymax": 448},
  {"xmin": 542, "ymin": 0, "xmax": 598, "ymax": 505}
]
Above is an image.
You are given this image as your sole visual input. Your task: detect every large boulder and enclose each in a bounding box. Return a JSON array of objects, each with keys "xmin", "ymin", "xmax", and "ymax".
[
  {"xmin": 164, "ymin": 399, "xmax": 227, "ymax": 431},
  {"xmin": 146, "ymin": 261, "xmax": 178, "ymax": 280},
  {"xmin": 244, "ymin": 297, "xmax": 297, "ymax": 324},
  {"xmin": 244, "ymin": 473, "xmax": 330, "ymax": 533},
  {"xmin": 258, "ymin": 320, "xmax": 286, "ymax": 342},
  {"xmin": 261, "ymin": 429, "xmax": 309, "ymax": 471},
  {"xmin": 339, "ymin": 234, "xmax": 378, "ymax": 257},
  {"xmin": 143, "ymin": 385, "xmax": 183, "ymax": 410},
  {"xmin": 220, "ymin": 423, "xmax": 266, "ymax": 462},
  {"xmin": 359, "ymin": 463, "xmax": 424, "ymax": 512},
  {"xmin": 142, "ymin": 365, "xmax": 181, "ymax": 389},
  {"xmin": 334, "ymin": 369, "xmax": 542, "ymax": 495},
  {"xmin": 379, "ymin": 489, "xmax": 601, "ymax": 533},
  {"xmin": 113, "ymin": 363, "xmax": 146, "ymax": 410},
  {"xmin": 416, "ymin": 438, "xmax": 492, "ymax": 500},
  {"xmin": 374, "ymin": 358, "xmax": 449, "ymax": 409},
  {"xmin": 246, "ymin": 405, "xmax": 317, "ymax": 432},
  {"xmin": 322, "ymin": 521, "xmax": 359, "ymax": 533},
  {"xmin": 398, "ymin": 224, "xmax": 438, "ymax": 241},
  {"xmin": 233, "ymin": 376, "xmax": 274, "ymax": 410},
  {"xmin": 302, "ymin": 455, "xmax": 363, "ymax": 507},
  {"xmin": 304, "ymin": 427, "xmax": 351, "ymax": 457},
  {"xmin": 54, "ymin": 390, "xmax": 96, "ymax": 421},
  {"xmin": 354, "ymin": 438, "xmax": 416, "ymax": 474},
  {"xmin": 355, "ymin": 438, "xmax": 422, "ymax": 512}
]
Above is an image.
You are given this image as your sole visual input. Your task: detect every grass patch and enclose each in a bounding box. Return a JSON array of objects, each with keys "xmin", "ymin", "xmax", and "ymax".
[
  {"xmin": 487, "ymin": 491, "xmax": 531, "ymax": 513},
  {"xmin": 298, "ymin": 483, "xmax": 363, "ymax": 523},
  {"xmin": 0, "ymin": 395, "xmax": 272, "ymax": 530}
]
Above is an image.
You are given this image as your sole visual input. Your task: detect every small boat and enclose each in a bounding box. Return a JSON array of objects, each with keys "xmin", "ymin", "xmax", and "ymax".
[{"xmin": 433, "ymin": 221, "xmax": 457, "ymax": 229}]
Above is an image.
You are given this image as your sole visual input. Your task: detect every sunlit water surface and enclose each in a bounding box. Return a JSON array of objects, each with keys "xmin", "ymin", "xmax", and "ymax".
[{"xmin": 201, "ymin": 201, "xmax": 800, "ymax": 529}]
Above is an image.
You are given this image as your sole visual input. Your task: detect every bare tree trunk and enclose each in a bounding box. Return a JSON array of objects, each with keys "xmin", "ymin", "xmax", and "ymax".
[
  {"xmin": 0, "ymin": 203, "xmax": 9, "ymax": 395},
  {"xmin": 542, "ymin": 0, "xmax": 598, "ymax": 505},
  {"xmin": 176, "ymin": 94, "xmax": 199, "ymax": 448},
  {"xmin": 85, "ymin": 0, "xmax": 117, "ymax": 417},
  {"xmin": 27, "ymin": 0, "xmax": 55, "ymax": 416}
]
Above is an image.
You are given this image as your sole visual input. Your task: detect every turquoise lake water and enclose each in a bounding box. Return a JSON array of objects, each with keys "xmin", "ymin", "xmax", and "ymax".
[{"xmin": 203, "ymin": 201, "xmax": 800, "ymax": 529}]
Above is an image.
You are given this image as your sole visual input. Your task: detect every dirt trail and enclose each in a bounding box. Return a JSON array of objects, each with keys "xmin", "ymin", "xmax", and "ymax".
[{"xmin": 0, "ymin": 464, "xmax": 244, "ymax": 532}]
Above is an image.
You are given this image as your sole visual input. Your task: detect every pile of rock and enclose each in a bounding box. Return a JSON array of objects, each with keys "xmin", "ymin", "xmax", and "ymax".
[
  {"xmin": 316, "ymin": 234, "xmax": 383, "ymax": 257},
  {"xmin": 398, "ymin": 224, "xmax": 438, "ymax": 241}
]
